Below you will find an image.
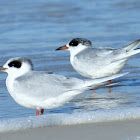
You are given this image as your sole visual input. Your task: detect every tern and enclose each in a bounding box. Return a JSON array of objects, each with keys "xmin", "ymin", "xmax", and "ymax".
[
  {"xmin": 0, "ymin": 57, "xmax": 128, "ymax": 116},
  {"xmin": 56, "ymin": 38, "xmax": 140, "ymax": 79}
]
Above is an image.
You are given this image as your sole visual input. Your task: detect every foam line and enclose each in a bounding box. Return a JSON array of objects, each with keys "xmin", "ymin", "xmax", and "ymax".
[{"xmin": 0, "ymin": 107, "xmax": 140, "ymax": 132}]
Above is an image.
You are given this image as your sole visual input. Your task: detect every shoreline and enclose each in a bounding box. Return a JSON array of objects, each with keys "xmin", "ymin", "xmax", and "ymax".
[{"xmin": 1, "ymin": 118, "xmax": 140, "ymax": 140}]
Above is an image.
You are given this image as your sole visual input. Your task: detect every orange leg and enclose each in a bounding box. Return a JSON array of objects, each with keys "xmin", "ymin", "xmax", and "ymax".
[
  {"xmin": 108, "ymin": 87, "xmax": 111, "ymax": 93},
  {"xmin": 41, "ymin": 109, "xmax": 44, "ymax": 115},
  {"xmin": 36, "ymin": 109, "xmax": 39, "ymax": 116},
  {"xmin": 93, "ymin": 90, "xmax": 96, "ymax": 94},
  {"xmin": 108, "ymin": 80, "xmax": 112, "ymax": 93}
]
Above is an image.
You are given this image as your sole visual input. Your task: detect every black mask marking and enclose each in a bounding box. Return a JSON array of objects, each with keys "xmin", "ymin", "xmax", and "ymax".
[
  {"xmin": 8, "ymin": 60, "xmax": 22, "ymax": 68},
  {"xmin": 69, "ymin": 40, "xmax": 79, "ymax": 46},
  {"xmin": 69, "ymin": 38, "xmax": 92, "ymax": 47}
]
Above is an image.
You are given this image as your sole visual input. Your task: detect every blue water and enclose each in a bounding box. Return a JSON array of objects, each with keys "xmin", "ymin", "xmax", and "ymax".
[{"xmin": 0, "ymin": 0, "xmax": 140, "ymax": 133}]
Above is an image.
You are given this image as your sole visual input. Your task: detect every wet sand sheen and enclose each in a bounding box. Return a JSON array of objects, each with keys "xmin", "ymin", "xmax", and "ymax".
[{"xmin": 1, "ymin": 119, "xmax": 140, "ymax": 140}]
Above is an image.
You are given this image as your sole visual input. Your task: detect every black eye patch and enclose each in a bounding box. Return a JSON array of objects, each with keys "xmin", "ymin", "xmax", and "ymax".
[
  {"xmin": 69, "ymin": 40, "xmax": 79, "ymax": 47},
  {"xmin": 8, "ymin": 60, "xmax": 22, "ymax": 68}
]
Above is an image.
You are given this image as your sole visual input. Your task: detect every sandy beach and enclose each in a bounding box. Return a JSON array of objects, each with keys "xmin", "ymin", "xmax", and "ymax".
[{"xmin": 0, "ymin": 119, "xmax": 140, "ymax": 140}]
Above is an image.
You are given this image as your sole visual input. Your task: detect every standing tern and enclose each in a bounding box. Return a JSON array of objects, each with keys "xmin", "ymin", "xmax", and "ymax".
[
  {"xmin": 0, "ymin": 57, "xmax": 127, "ymax": 116},
  {"xmin": 56, "ymin": 38, "xmax": 140, "ymax": 79}
]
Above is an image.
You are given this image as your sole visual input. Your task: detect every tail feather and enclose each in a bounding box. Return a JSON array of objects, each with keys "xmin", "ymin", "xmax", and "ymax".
[
  {"xmin": 112, "ymin": 48, "xmax": 140, "ymax": 63},
  {"xmin": 82, "ymin": 72, "xmax": 128, "ymax": 90},
  {"xmin": 93, "ymin": 81, "xmax": 121, "ymax": 90},
  {"xmin": 122, "ymin": 39, "xmax": 140, "ymax": 51}
]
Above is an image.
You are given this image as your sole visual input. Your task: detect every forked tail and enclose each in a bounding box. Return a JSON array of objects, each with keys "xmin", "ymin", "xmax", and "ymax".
[
  {"xmin": 122, "ymin": 39, "xmax": 140, "ymax": 51},
  {"xmin": 82, "ymin": 72, "xmax": 128, "ymax": 91}
]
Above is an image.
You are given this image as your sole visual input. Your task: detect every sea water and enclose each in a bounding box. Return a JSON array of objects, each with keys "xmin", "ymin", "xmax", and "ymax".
[{"xmin": 0, "ymin": 0, "xmax": 140, "ymax": 133}]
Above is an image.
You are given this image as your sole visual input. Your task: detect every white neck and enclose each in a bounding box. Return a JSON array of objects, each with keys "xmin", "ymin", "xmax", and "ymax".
[
  {"xmin": 68, "ymin": 44, "xmax": 88, "ymax": 57},
  {"xmin": 6, "ymin": 69, "xmax": 31, "ymax": 98}
]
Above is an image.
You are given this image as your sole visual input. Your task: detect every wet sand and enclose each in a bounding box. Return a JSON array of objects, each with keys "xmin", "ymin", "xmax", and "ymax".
[{"xmin": 1, "ymin": 119, "xmax": 140, "ymax": 140}]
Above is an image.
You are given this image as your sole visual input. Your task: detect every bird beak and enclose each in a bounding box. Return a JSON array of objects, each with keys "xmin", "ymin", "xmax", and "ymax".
[
  {"xmin": 0, "ymin": 66, "xmax": 7, "ymax": 72},
  {"xmin": 55, "ymin": 45, "xmax": 69, "ymax": 51}
]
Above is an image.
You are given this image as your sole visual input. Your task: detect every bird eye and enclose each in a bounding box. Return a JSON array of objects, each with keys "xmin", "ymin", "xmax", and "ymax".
[
  {"xmin": 69, "ymin": 40, "xmax": 79, "ymax": 47},
  {"xmin": 8, "ymin": 60, "xmax": 22, "ymax": 68}
]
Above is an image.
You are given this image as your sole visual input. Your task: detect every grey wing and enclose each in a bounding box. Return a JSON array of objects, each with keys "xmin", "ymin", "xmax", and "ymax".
[
  {"xmin": 14, "ymin": 71, "xmax": 84, "ymax": 100},
  {"xmin": 75, "ymin": 47, "xmax": 115, "ymax": 68}
]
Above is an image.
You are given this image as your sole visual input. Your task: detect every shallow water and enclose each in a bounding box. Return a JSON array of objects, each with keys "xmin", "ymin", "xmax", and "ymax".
[{"xmin": 0, "ymin": 0, "xmax": 140, "ymax": 131}]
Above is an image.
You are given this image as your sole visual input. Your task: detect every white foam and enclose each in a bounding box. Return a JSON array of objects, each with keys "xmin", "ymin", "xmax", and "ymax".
[{"xmin": 0, "ymin": 107, "xmax": 140, "ymax": 132}]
